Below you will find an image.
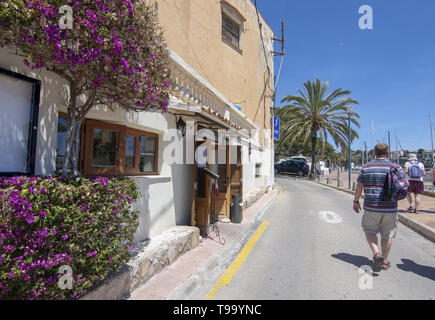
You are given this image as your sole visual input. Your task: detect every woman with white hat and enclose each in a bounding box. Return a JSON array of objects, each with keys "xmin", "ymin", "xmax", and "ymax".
[{"xmin": 404, "ymin": 154, "xmax": 425, "ymax": 213}]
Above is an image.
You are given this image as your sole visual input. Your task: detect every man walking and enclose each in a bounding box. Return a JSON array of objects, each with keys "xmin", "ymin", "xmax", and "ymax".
[
  {"xmin": 404, "ymin": 154, "xmax": 425, "ymax": 213},
  {"xmin": 353, "ymin": 143, "xmax": 404, "ymax": 272}
]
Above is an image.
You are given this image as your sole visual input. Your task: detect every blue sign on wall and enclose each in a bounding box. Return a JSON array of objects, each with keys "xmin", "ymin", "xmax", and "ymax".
[{"xmin": 274, "ymin": 116, "xmax": 280, "ymax": 140}]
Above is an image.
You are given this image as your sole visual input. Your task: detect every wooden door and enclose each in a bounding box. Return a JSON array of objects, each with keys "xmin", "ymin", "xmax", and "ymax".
[
  {"xmin": 191, "ymin": 141, "xmax": 211, "ymax": 235},
  {"xmin": 215, "ymin": 145, "xmax": 231, "ymax": 219}
]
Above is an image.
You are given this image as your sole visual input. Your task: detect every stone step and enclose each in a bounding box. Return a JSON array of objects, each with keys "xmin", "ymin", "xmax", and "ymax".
[{"xmin": 81, "ymin": 226, "xmax": 200, "ymax": 300}]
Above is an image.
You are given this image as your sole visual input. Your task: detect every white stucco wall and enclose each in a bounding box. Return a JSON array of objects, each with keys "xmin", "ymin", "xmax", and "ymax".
[
  {"xmin": 1, "ymin": 46, "xmax": 271, "ymax": 242},
  {"xmin": 242, "ymin": 145, "xmax": 274, "ymax": 196},
  {"xmin": 0, "ymin": 48, "xmax": 193, "ymax": 243}
]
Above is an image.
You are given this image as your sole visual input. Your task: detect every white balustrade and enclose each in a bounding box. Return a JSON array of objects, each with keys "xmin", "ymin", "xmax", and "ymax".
[{"xmin": 169, "ymin": 60, "xmax": 238, "ymax": 125}]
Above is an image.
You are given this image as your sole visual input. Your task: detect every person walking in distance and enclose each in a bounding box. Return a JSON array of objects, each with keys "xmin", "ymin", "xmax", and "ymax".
[
  {"xmin": 353, "ymin": 143, "xmax": 404, "ymax": 272},
  {"xmin": 432, "ymin": 164, "xmax": 435, "ymax": 188},
  {"xmin": 404, "ymin": 154, "xmax": 425, "ymax": 213}
]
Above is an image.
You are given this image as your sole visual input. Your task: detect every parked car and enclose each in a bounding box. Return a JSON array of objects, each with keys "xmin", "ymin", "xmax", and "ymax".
[{"xmin": 275, "ymin": 160, "xmax": 309, "ymax": 177}]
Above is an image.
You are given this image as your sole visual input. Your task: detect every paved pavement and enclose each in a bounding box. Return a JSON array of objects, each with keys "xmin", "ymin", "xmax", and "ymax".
[
  {"xmin": 205, "ymin": 175, "xmax": 435, "ymax": 300},
  {"xmin": 128, "ymin": 188, "xmax": 278, "ymax": 300}
]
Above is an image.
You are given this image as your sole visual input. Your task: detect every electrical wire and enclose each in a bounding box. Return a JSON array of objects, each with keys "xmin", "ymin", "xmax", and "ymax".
[
  {"xmin": 274, "ymin": 54, "xmax": 284, "ymax": 89},
  {"xmin": 253, "ymin": 0, "xmax": 278, "ymax": 142},
  {"xmin": 253, "ymin": 0, "xmax": 275, "ymax": 95}
]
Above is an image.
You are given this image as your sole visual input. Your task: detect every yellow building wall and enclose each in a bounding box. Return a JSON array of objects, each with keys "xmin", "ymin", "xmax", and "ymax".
[{"xmin": 153, "ymin": 0, "xmax": 275, "ymax": 145}]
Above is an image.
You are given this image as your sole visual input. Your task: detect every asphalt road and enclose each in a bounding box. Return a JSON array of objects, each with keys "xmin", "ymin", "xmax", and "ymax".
[{"xmin": 210, "ymin": 175, "xmax": 435, "ymax": 300}]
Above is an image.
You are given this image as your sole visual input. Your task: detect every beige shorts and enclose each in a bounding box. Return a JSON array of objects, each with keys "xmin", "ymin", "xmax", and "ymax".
[{"xmin": 361, "ymin": 210, "xmax": 399, "ymax": 239}]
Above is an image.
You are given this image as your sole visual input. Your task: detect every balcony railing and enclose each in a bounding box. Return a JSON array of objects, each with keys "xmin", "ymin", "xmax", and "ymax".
[{"xmin": 168, "ymin": 50, "xmax": 257, "ymax": 132}]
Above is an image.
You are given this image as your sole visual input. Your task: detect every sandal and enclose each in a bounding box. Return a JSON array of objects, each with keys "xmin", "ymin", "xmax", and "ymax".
[
  {"xmin": 407, "ymin": 206, "xmax": 414, "ymax": 213},
  {"xmin": 382, "ymin": 261, "xmax": 391, "ymax": 270},
  {"xmin": 372, "ymin": 253, "xmax": 384, "ymax": 273}
]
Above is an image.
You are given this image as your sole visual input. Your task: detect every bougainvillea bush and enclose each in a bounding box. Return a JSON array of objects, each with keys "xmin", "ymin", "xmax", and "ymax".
[
  {"xmin": 0, "ymin": 0, "xmax": 171, "ymax": 175},
  {"xmin": 0, "ymin": 176, "xmax": 139, "ymax": 300}
]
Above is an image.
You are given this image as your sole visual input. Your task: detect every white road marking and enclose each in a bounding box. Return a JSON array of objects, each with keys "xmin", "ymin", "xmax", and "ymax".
[{"xmin": 318, "ymin": 210, "xmax": 343, "ymax": 224}]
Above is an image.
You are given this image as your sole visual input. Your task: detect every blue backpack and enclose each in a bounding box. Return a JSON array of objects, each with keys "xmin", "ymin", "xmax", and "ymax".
[
  {"xmin": 381, "ymin": 165, "xmax": 408, "ymax": 202},
  {"xmin": 408, "ymin": 162, "xmax": 423, "ymax": 178}
]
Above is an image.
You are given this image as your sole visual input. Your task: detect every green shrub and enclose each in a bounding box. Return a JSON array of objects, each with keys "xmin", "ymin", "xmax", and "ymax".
[{"xmin": 0, "ymin": 176, "xmax": 139, "ymax": 300}]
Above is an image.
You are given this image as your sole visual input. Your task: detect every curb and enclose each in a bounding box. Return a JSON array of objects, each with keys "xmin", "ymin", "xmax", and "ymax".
[
  {"xmin": 397, "ymin": 213, "xmax": 435, "ymax": 242},
  {"xmin": 311, "ymin": 180, "xmax": 435, "ymax": 244},
  {"xmin": 80, "ymin": 226, "xmax": 200, "ymax": 300},
  {"xmin": 423, "ymin": 190, "xmax": 435, "ymax": 198},
  {"xmin": 167, "ymin": 188, "xmax": 280, "ymax": 300}
]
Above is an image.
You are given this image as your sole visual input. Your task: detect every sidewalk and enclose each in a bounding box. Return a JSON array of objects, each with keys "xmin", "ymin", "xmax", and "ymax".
[
  {"xmin": 318, "ymin": 173, "xmax": 435, "ymax": 242},
  {"xmin": 128, "ymin": 188, "xmax": 279, "ymax": 300}
]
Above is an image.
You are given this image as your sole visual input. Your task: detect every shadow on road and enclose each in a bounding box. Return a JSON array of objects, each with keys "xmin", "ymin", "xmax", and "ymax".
[
  {"xmin": 396, "ymin": 259, "xmax": 435, "ymax": 282},
  {"xmin": 331, "ymin": 253, "xmax": 378, "ymax": 275},
  {"xmin": 331, "ymin": 252, "xmax": 372, "ymax": 267}
]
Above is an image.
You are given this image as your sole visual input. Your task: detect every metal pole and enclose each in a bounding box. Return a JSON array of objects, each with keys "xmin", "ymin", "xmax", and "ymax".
[
  {"xmin": 371, "ymin": 120, "xmax": 376, "ymax": 149},
  {"xmin": 348, "ymin": 114, "xmax": 351, "ymax": 189},
  {"xmin": 430, "ymin": 115, "xmax": 434, "ymax": 165},
  {"xmin": 281, "ymin": 20, "xmax": 285, "ymax": 55},
  {"xmin": 388, "ymin": 131, "xmax": 391, "ymax": 159},
  {"xmin": 364, "ymin": 141, "xmax": 367, "ymax": 164}
]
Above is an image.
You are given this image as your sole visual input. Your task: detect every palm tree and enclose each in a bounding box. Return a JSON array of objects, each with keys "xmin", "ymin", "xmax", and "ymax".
[
  {"xmin": 278, "ymin": 79, "xmax": 360, "ymax": 178},
  {"xmin": 323, "ymin": 141, "xmax": 342, "ymax": 168}
]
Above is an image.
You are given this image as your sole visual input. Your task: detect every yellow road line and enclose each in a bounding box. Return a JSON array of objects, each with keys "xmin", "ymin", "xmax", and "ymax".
[
  {"xmin": 205, "ymin": 220, "xmax": 270, "ymax": 300},
  {"xmin": 276, "ymin": 184, "xmax": 284, "ymax": 201}
]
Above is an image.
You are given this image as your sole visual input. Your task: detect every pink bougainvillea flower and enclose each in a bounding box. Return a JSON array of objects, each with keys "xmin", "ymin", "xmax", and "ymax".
[{"xmin": 87, "ymin": 251, "xmax": 97, "ymax": 257}]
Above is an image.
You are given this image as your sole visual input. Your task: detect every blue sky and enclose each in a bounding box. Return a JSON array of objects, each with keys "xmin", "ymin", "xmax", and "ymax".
[{"xmin": 256, "ymin": 0, "xmax": 435, "ymax": 152}]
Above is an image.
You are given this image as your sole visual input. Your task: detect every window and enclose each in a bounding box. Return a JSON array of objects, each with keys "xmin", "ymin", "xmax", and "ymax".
[
  {"xmin": 92, "ymin": 128, "xmax": 119, "ymax": 167},
  {"xmin": 140, "ymin": 134, "xmax": 157, "ymax": 173},
  {"xmin": 83, "ymin": 119, "xmax": 158, "ymax": 176},
  {"xmin": 255, "ymin": 163, "xmax": 261, "ymax": 177},
  {"xmin": 125, "ymin": 135, "xmax": 136, "ymax": 168},
  {"xmin": 285, "ymin": 161, "xmax": 296, "ymax": 167},
  {"xmin": 222, "ymin": 12, "xmax": 240, "ymax": 48},
  {"xmin": 0, "ymin": 68, "xmax": 40, "ymax": 175},
  {"xmin": 221, "ymin": 2, "xmax": 244, "ymax": 51}
]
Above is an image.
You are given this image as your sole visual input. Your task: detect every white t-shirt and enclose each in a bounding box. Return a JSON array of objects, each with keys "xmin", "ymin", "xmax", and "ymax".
[{"xmin": 404, "ymin": 161, "xmax": 425, "ymax": 181}]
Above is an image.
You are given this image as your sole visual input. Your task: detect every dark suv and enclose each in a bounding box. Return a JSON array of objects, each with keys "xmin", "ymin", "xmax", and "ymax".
[{"xmin": 275, "ymin": 160, "xmax": 309, "ymax": 177}]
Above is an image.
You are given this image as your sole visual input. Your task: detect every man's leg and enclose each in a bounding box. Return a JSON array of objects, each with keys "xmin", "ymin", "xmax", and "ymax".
[
  {"xmin": 379, "ymin": 213, "xmax": 398, "ymax": 268},
  {"xmin": 365, "ymin": 233, "xmax": 380, "ymax": 256},
  {"xmin": 381, "ymin": 238, "xmax": 392, "ymax": 263},
  {"xmin": 362, "ymin": 211, "xmax": 381, "ymax": 256}
]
